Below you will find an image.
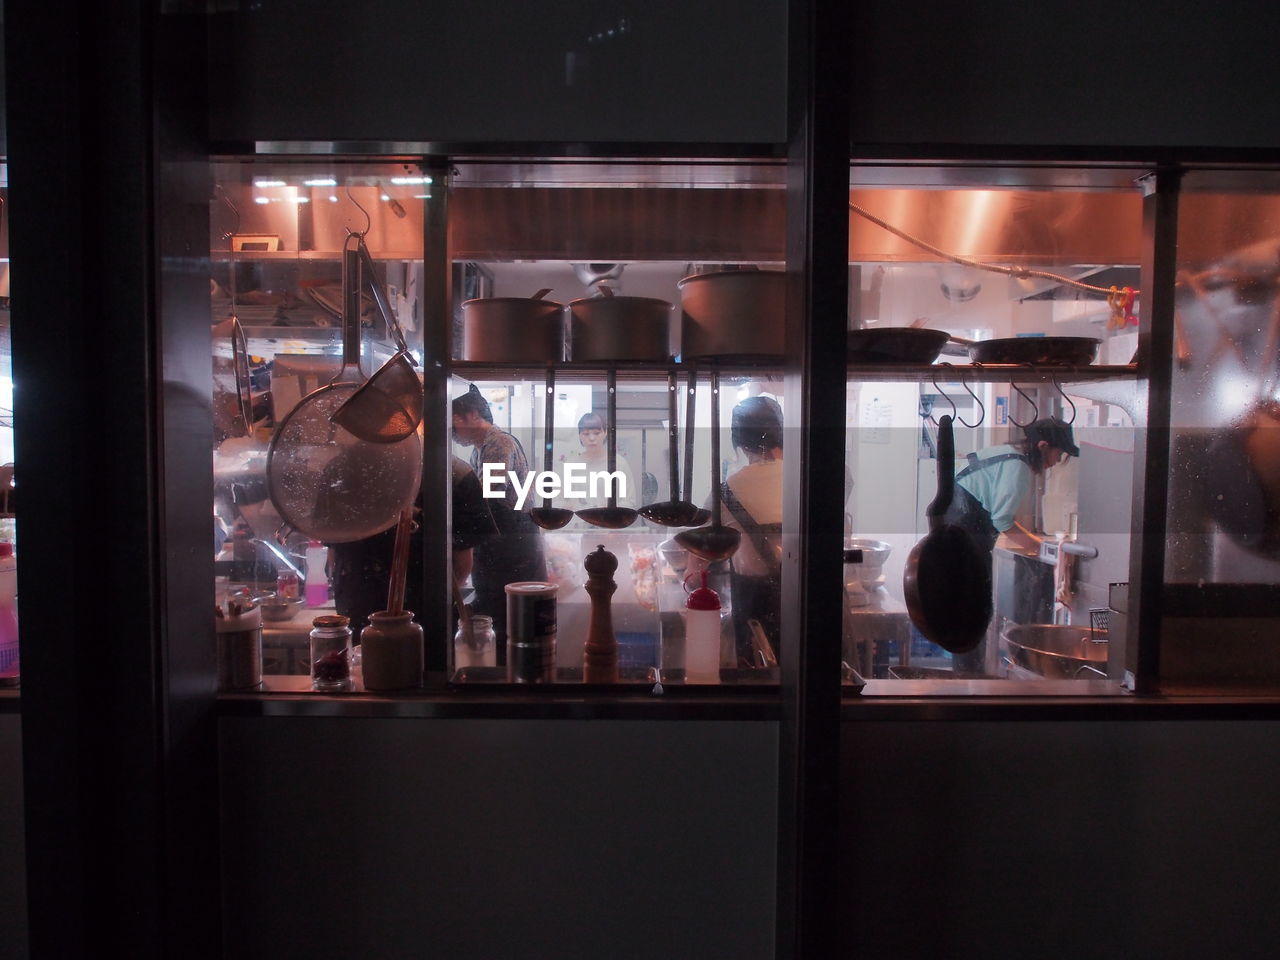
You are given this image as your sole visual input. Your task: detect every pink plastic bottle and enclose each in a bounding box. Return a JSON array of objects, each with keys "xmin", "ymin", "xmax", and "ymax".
[{"xmin": 304, "ymin": 540, "xmax": 330, "ymax": 607}]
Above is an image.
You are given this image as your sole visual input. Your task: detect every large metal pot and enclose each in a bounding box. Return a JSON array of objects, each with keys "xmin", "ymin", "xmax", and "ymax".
[
  {"xmin": 678, "ymin": 269, "xmax": 786, "ymax": 359},
  {"xmin": 569, "ymin": 294, "xmax": 674, "ymax": 361},
  {"xmin": 1002, "ymin": 623, "xmax": 1109, "ymax": 678},
  {"xmin": 459, "ymin": 294, "xmax": 565, "ymax": 362}
]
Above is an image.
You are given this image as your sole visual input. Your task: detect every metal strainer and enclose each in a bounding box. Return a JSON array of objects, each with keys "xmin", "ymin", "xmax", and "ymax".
[{"xmin": 266, "ymin": 235, "xmax": 421, "ymax": 542}]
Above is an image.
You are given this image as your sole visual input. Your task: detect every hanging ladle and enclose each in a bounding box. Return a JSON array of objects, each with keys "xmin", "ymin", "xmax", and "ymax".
[
  {"xmin": 530, "ymin": 367, "xmax": 575, "ymax": 530},
  {"xmin": 674, "ymin": 368, "xmax": 741, "ymax": 562},
  {"xmin": 576, "ymin": 366, "xmax": 639, "ymax": 529},
  {"xmin": 637, "ymin": 369, "xmax": 703, "ymax": 527},
  {"xmin": 682, "ymin": 368, "xmax": 711, "ymax": 527}
]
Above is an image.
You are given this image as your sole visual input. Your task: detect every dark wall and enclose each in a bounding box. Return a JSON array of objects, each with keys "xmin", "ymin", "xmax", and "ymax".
[
  {"xmin": 840, "ymin": 720, "xmax": 1280, "ymax": 958},
  {"xmin": 221, "ymin": 717, "xmax": 778, "ymax": 960},
  {"xmin": 208, "ymin": 1, "xmax": 1280, "ymax": 154},
  {"xmin": 0, "ymin": 713, "xmax": 26, "ymax": 960},
  {"xmin": 849, "ymin": 0, "xmax": 1280, "ymax": 152},
  {"xmin": 208, "ymin": 0, "xmax": 788, "ymax": 146}
]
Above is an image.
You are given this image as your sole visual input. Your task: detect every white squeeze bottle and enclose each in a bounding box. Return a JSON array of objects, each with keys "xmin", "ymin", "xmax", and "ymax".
[
  {"xmin": 684, "ymin": 571, "xmax": 722, "ymax": 684},
  {"xmin": 0, "ymin": 542, "xmax": 18, "ymax": 686},
  {"xmin": 305, "ymin": 540, "xmax": 330, "ymax": 607}
]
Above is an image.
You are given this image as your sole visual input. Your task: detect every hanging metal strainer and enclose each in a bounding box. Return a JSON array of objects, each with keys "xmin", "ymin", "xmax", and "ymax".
[{"xmin": 266, "ymin": 235, "xmax": 421, "ymax": 542}]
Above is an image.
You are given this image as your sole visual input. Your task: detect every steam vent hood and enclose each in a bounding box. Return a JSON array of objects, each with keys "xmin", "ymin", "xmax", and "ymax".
[
  {"xmin": 216, "ymin": 167, "xmax": 1170, "ymax": 266},
  {"xmin": 446, "ymin": 187, "xmax": 1145, "ymax": 265}
]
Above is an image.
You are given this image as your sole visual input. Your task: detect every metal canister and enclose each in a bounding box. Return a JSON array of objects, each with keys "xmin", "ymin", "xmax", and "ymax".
[
  {"xmin": 216, "ymin": 602, "xmax": 263, "ymax": 691},
  {"xmin": 504, "ymin": 581, "xmax": 558, "ymax": 683}
]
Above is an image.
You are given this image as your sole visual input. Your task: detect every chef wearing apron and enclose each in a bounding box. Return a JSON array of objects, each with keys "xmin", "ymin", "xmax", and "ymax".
[
  {"xmin": 943, "ymin": 416, "xmax": 1079, "ymax": 673},
  {"xmin": 944, "ymin": 416, "xmax": 1079, "ymax": 554},
  {"xmin": 451, "ymin": 385, "xmax": 548, "ymax": 656}
]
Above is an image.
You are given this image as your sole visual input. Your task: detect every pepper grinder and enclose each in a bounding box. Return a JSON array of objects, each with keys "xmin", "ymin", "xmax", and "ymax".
[{"xmin": 583, "ymin": 544, "xmax": 619, "ymax": 683}]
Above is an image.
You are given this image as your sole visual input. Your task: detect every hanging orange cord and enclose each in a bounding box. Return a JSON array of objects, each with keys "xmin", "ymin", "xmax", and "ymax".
[{"xmin": 847, "ymin": 200, "xmax": 1140, "ymax": 301}]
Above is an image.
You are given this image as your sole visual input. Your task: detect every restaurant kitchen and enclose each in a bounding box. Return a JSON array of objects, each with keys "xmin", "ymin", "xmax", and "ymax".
[{"xmin": 210, "ymin": 160, "xmax": 1160, "ymax": 690}]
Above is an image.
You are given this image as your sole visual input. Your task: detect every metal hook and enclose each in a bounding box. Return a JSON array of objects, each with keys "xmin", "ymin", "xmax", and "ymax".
[
  {"xmin": 1008, "ymin": 369, "xmax": 1039, "ymax": 428},
  {"xmin": 218, "ymin": 191, "xmax": 241, "ymax": 240},
  {"xmin": 1051, "ymin": 372, "xmax": 1078, "ymax": 425},
  {"xmin": 929, "ymin": 367, "xmax": 958, "ymax": 425},
  {"xmin": 345, "ymin": 185, "xmax": 372, "ymax": 238},
  {"xmin": 957, "ymin": 377, "xmax": 985, "ymax": 428}
]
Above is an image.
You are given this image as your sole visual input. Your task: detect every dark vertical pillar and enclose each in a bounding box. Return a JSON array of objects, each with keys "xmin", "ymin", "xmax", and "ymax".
[
  {"xmin": 779, "ymin": 1, "xmax": 851, "ymax": 957},
  {"xmin": 7, "ymin": 2, "xmax": 216, "ymax": 955},
  {"xmin": 421, "ymin": 161, "xmax": 453, "ymax": 675},
  {"xmin": 1128, "ymin": 169, "xmax": 1182, "ymax": 693}
]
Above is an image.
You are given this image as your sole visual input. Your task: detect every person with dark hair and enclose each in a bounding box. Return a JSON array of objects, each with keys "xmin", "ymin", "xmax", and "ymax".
[
  {"xmin": 556, "ymin": 410, "xmax": 636, "ymax": 513},
  {"xmin": 451, "ymin": 384, "xmax": 547, "ymax": 651},
  {"xmin": 718, "ymin": 395, "xmax": 786, "ymax": 658},
  {"xmin": 944, "ymin": 416, "xmax": 1080, "ymax": 554}
]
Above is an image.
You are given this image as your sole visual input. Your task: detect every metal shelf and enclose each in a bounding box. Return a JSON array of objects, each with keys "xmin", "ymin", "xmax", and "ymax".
[
  {"xmin": 210, "ymin": 250, "xmax": 422, "ymax": 262},
  {"xmin": 846, "ymin": 362, "xmax": 1140, "ymax": 383},
  {"xmin": 450, "ymin": 359, "xmax": 785, "ymax": 381}
]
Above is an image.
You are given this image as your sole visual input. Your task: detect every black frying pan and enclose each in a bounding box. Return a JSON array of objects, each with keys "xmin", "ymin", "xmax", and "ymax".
[
  {"xmin": 902, "ymin": 415, "xmax": 993, "ymax": 653},
  {"xmin": 964, "ymin": 336, "xmax": 1099, "ymax": 366},
  {"xmin": 847, "ymin": 327, "xmax": 949, "ymax": 364}
]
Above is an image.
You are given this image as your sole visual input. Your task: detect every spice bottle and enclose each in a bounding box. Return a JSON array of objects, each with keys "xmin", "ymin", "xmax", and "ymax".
[
  {"xmin": 685, "ymin": 571, "xmax": 722, "ymax": 684},
  {"xmin": 309, "ymin": 614, "xmax": 352, "ymax": 692},
  {"xmin": 454, "ymin": 615, "xmax": 496, "ymax": 670}
]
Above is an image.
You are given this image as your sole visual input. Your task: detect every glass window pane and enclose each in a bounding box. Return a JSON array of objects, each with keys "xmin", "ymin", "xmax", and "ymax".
[
  {"xmin": 1162, "ymin": 169, "xmax": 1280, "ymax": 691},
  {"xmin": 210, "ymin": 161, "xmax": 429, "ymax": 684},
  {"xmin": 843, "ymin": 167, "xmax": 1142, "ymax": 692}
]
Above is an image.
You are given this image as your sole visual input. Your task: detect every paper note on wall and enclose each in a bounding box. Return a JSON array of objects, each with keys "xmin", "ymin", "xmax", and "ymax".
[{"xmin": 859, "ymin": 398, "xmax": 893, "ymax": 444}]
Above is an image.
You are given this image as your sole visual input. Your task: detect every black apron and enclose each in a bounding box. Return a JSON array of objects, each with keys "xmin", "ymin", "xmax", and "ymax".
[
  {"xmin": 721, "ymin": 482, "xmax": 783, "ymax": 661},
  {"xmin": 942, "ymin": 451, "xmax": 1027, "ymax": 674},
  {"xmin": 470, "ymin": 434, "xmax": 547, "ymax": 647},
  {"xmin": 942, "ymin": 451, "xmax": 1030, "ymax": 554}
]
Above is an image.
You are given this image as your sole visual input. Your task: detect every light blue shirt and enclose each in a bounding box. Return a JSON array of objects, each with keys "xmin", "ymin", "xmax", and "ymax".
[{"xmin": 954, "ymin": 444, "xmax": 1031, "ymax": 533}]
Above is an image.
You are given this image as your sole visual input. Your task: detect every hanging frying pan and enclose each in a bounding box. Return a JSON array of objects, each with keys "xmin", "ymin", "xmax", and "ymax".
[
  {"xmin": 266, "ymin": 235, "xmax": 421, "ymax": 543},
  {"xmin": 902, "ymin": 415, "xmax": 992, "ymax": 653}
]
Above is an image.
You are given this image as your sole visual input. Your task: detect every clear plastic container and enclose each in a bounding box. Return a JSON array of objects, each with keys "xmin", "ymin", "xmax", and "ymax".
[
  {"xmin": 684, "ymin": 571, "xmax": 722, "ymax": 684},
  {"xmin": 304, "ymin": 541, "xmax": 329, "ymax": 607}
]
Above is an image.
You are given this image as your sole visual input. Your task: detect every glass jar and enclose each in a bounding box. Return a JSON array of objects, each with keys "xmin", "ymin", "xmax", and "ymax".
[
  {"xmin": 360, "ymin": 610, "xmax": 424, "ymax": 691},
  {"xmin": 454, "ymin": 615, "xmax": 497, "ymax": 671},
  {"xmin": 309, "ymin": 614, "xmax": 352, "ymax": 692}
]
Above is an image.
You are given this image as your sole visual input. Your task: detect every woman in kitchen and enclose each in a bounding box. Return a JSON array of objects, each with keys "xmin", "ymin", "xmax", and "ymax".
[
  {"xmin": 944, "ymin": 415, "xmax": 1080, "ymax": 555},
  {"xmin": 556, "ymin": 410, "xmax": 637, "ymax": 515},
  {"xmin": 451, "ymin": 384, "xmax": 548, "ymax": 653},
  {"xmin": 717, "ymin": 395, "xmax": 786, "ymax": 659}
]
